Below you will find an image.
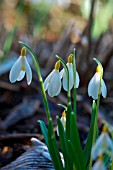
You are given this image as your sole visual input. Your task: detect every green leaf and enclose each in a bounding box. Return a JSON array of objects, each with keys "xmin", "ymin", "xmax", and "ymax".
[
  {"xmin": 57, "ymin": 116, "xmax": 73, "ymax": 170},
  {"xmin": 38, "ymin": 120, "xmax": 48, "ymax": 146},
  {"xmin": 48, "ymin": 118, "xmax": 64, "ymax": 170},
  {"xmin": 70, "ymin": 112, "xmax": 86, "ymax": 170},
  {"xmin": 104, "ymin": 154, "xmax": 111, "ymax": 169},
  {"xmin": 83, "ymin": 100, "xmax": 97, "ymax": 167},
  {"xmin": 68, "ymin": 140, "xmax": 82, "ymax": 170}
]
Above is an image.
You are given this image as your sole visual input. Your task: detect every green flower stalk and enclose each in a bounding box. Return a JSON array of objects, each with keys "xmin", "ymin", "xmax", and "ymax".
[{"xmin": 19, "ymin": 41, "xmax": 51, "ymax": 121}]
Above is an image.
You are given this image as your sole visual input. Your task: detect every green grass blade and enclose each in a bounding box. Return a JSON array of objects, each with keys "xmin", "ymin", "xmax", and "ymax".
[
  {"xmin": 70, "ymin": 112, "xmax": 86, "ymax": 170},
  {"xmin": 83, "ymin": 100, "xmax": 97, "ymax": 167},
  {"xmin": 48, "ymin": 118, "xmax": 64, "ymax": 170},
  {"xmin": 38, "ymin": 120, "xmax": 48, "ymax": 146}
]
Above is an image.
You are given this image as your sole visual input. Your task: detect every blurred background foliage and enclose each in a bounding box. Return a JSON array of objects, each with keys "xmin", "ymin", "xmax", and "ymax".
[
  {"xmin": 0, "ymin": 0, "xmax": 113, "ymax": 38},
  {"xmin": 81, "ymin": 0, "xmax": 113, "ymax": 38},
  {"xmin": 0, "ymin": 0, "xmax": 113, "ymax": 59}
]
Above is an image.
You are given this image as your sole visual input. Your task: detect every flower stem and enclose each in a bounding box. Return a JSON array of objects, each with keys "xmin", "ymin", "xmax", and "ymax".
[
  {"xmin": 73, "ymin": 48, "xmax": 77, "ymax": 118},
  {"xmin": 88, "ymin": 80, "xmax": 101, "ymax": 169},
  {"xmin": 19, "ymin": 41, "xmax": 51, "ymax": 121}
]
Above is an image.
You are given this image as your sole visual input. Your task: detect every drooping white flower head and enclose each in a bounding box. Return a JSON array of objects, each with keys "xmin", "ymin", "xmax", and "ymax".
[
  {"xmin": 44, "ymin": 60, "xmax": 61, "ymax": 97},
  {"xmin": 88, "ymin": 64, "xmax": 107, "ymax": 100},
  {"xmin": 92, "ymin": 155, "xmax": 105, "ymax": 170},
  {"xmin": 92, "ymin": 126, "xmax": 113, "ymax": 160},
  {"xmin": 57, "ymin": 110, "xmax": 66, "ymax": 136},
  {"xmin": 60, "ymin": 54, "xmax": 80, "ymax": 91},
  {"xmin": 9, "ymin": 47, "xmax": 32, "ymax": 85}
]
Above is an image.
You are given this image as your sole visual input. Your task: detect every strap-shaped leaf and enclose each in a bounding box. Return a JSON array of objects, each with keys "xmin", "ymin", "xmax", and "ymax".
[
  {"xmin": 70, "ymin": 112, "xmax": 86, "ymax": 170},
  {"xmin": 104, "ymin": 154, "xmax": 111, "ymax": 169},
  {"xmin": 38, "ymin": 120, "xmax": 48, "ymax": 146},
  {"xmin": 48, "ymin": 118, "xmax": 64, "ymax": 170},
  {"xmin": 83, "ymin": 100, "xmax": 97, "ymax": 167},
  {"xmin": 57, "ymin": 116, "xmax": 73, "ymax": 170},
  {"xmin": 68, "ymin": 140, "xmax": 81, "ymax": 170}
]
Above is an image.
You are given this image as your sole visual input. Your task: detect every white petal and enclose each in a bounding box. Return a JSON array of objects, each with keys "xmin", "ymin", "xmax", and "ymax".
[
  {"xmin": 57, "ymin": 117, "xmax": 66, "ymax": 136},
  {"xmin": 62, "ymin": 71, "xmax": 68, "ymax": 91},
  {"xmin": 92, "ymin": 133, "xmax": 113, "ymax": 160},
  {"xmin": 68, "ymin": 63, "xmax": 74, "ymax": 90},
  {"xmin": 101, "ymin": 79, "xmax": 107, "ymax": 98},
  {"xmin": 9, "ymin": 56, "xmax": 22, "ymax": 83},
  {"xmin": 62, "ymin": 63, "xmax": 74, "ymax": 91},
  {"xmin": 76, "ymin": 71, "xmax": 80, "ymax": 88},
  {"xmin": 25, "ymin": 57, "xmax": 32, "ymax": 85},
  {"xmin": 44, "ymin": 70, "xmax": 54, "ymax": 91},
  {"xmin": 88, "ymin": 75, "xmax": 94, "ymax": 97},
  {"xmin": 48, "ymin": 70, "xmax": 61, "ymax": 97},
  {"xmin": 92, "ymin": 160, "xmax": 105, "ymax": 170},
  {"xmin": 17, "ymin": 71, "xmax": 25, "ymax": 81},
  {"xmin": 105, "ymin": 133, "xmax": 113, "ymax": 152},
  {"xmin": 60, "ymin": 68, "xmax": 64, "ymax": 79},
  {"xmin": 92, "ymin": 133, "xmax": 105, "ymax": 160},
  {"xmin": 61, "ymin": 117, "xmax": 66, "ymax": 128},
  {"xmin": 88, "ymin": 73, "xmax": 100, "ymax": 100}
]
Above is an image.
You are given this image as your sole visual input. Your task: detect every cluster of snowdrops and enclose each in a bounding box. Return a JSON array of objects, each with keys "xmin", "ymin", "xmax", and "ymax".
[{"xmin": 9, "ymin": 42, "xmax": 113, "ymax": 170}]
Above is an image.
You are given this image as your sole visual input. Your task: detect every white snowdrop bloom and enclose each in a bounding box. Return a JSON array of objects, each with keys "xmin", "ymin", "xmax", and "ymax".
[
  {"xmin": 60, "ymin": 54, "xmax": 80, "ymax": 91},
  {"xmin": 9, "ymin": 47, "xmax": 32, "ymax": 85},
  {"xmin": 44, "ymin": 60, "xmax": 61, "ymax": 97},
  {"xmin": 57, "ymin": 110, "xmax": 66, "ymax": 136},
  {"xmin": 92, "ymin": 126, "xmax": 113, "ymax": 160},
  {"xmin": 92, "ymin": 155, "xmax": 105, "ymax": 170},
  {"xmin": 88, "ymin": 65, "xmax": 107, "ymax": 100}
]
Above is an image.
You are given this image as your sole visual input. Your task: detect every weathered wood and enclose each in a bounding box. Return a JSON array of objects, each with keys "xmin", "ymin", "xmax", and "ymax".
[
  {"xmin": 0, "ymin": 99, "xmax": 40, "ymax": 130},
  {"xmin": 1, "ymin": 138, "xmax": 54, "ymax": 170}
]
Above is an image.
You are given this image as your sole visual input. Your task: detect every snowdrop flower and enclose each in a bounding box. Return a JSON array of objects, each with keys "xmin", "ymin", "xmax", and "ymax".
[
  {"xmin": 92, "ymin": 126, "xmax": 113, "ymax": 160},
  {"xmin": 57, "ymin": 110, "xmax": 66, "ymax": 136},
  {"xmin": 92, "ymin": 154, "xmax": 105, "ymax": 170},
  {"xmin": 88, "ymin": 64, "xmax": 107, "ymax": 100},
  {"xmin": 9, "ymin": 47, "xmax": 32, "ymax": 85},
  {"xmin": 44, "ymin": 60, "xmax": 61, "ymax": 97},
  {"xmin": 60, "ymin": 54, "xmax": 80, "ymax": 91}
]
